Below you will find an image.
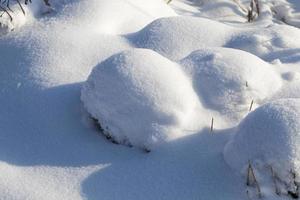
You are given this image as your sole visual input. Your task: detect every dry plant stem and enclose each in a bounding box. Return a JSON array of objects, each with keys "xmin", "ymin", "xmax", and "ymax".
[
  {"xmin": 249, "ymin": 100, "xmax": 254, "ymax": 112},
  {"xmin": 254, "ymin": 0, "xmax": 260, "ymax": 15},
  {"xmin": 247, "ymin": 162, "xmax": 262, "ymax": 198},
  {"xmin": 210, "ymin": 117, "xmax": 214, "ymax": 133},
  {"xmin": 270, "ymin": 166, "xmax": 281, "ymax": 195},
  {"xmin": 0, "ymin": 4, "xmax": 12, "ymax": 21},
  {"xmin": 248, "ymin": 0, "xmax": 260, "ymax": 22},
  {"xmin": 16, "ymin": 0, "xmax": 25, "ymax": 15}
]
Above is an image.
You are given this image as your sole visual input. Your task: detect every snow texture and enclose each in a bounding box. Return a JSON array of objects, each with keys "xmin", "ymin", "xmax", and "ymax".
[
  {"xmin": 81, "ymin": 48, "xmax": 206, "ymax": 149},
  {"xmin": 224, "ymin": 99, "xmax": 300, "ymax": 173},
  {"xmin": 180, "ymin": 48, "xmax": 282, "ymax": 123},
  {"xmin": 1, "ymin": 0, "xmax": 300, "ymax": 199}
]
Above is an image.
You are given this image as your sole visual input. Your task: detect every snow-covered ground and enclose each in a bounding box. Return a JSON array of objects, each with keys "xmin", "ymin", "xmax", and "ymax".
[{"xmin": 1, "ymin": 0, "xmax": 300, "ymax": 199}]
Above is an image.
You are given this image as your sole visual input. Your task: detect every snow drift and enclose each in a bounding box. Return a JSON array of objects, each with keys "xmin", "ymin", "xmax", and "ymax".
[
  {"xmin": 128, "ymin": 16, "xmax": 233, "ymax": 60},
  {"xmin": 180, "ymin": 48, "xmax": 282, "ymax": 123},
  {"xmin": 224, "ymin": 99, "xmax": 300, "ymax": 173},
  {"xmin": 81, "ymin": 48, "xmax": 205, "ymax": 150}
]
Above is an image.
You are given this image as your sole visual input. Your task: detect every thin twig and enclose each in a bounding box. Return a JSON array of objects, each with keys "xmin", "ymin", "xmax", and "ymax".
[
  {"xmin": 0, "ymin": 4, "xmax": 12, "ymax": 21},
  {"xmin": 16, "ymin": 0, "xmax": 25, "ymax": 15},
  {"xmin": 210, "ymin": 117, "xmax": 214, "ymax": 133},
  {"xmin": 249, "ymin": 100, "xmax": 254, "ymax": 112},
  {"xmin": 246, "ymin": 161, "xmax": 262, "ymax": 198},
  {"xmin": 270, "ymin": 166, "xmax": 281, "ymax": 195}
]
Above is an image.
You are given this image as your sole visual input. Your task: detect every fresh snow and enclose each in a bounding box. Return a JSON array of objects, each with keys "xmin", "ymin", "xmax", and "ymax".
[
  {"xmin": 224, "ymin": 99, "xmax": 300, "ymax": 172},
  {"xmin": 180, "ymin": 47, "xmax": 282, "ymax": 124},
  {"xmin": 0, "ymin": 0, "xmax": 300, "ymax": 199},
  {"xmin": 81, "ymin": 49, "xmax": 207, "ymax": 149},
  {"xmin": 224, "ymin": 99, "xmax": 300, "ymax": 198}
]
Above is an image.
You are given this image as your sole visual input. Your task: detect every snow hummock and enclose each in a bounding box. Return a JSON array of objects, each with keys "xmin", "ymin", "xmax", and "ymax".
[
  {"xmin": 128, "ymin": 16, "xmax": 233, "ymax": 60},
  {"xmin": 81, "ymin": 48, "xmax": 206, "ymax": 150},
  {"xmin": 180, "ymin": 48, "xmax": 282, "ymax": 123},
  {"xmin": 2, "ymin": 0, "xmax": 300, "ymax": 199},
  {"xmin": 224, "ymin": 99, "xmax": 300, "ymax": 173}
]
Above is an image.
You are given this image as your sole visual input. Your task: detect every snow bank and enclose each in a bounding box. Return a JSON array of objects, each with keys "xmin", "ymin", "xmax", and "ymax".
[
  {"xmin": 81, "ymin": 48, "xmax": 205, "ymax": 150},
  {"xmin": 128, "ymin": 16, "xmax": 234, "ymax": 60},
  {"xmin": 180, "ymin": 48, "xmax": 282, "ymax": 123},
  {"xmin": 224, "ymin": 99, "xmax": 300, "ymax": 173}
]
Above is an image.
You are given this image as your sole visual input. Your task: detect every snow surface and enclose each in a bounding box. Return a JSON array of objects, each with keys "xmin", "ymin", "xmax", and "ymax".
[
  {"xmin": 180, "ymin": 47, "xmax": 282, "ymax": 123},
  {"xmin": 81, "ymin": 48, "xmax": 206, "ymax": 149},
  {"xmin": 224, "ymin": 99, "xmax": 300, "ymax": 199},
  {"xmin": 224, "ymin": 99, "xmax": 300, "ymax": 172},
  {"xmin": 1, "ymin": 0, "xmax": 300, "ymax": 199}
]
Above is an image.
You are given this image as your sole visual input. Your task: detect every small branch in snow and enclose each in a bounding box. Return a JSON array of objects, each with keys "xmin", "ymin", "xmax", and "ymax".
[
  {"xmin": 248, "ymin": 0, "xmax": 260, "ymax": 22},
  {"xmin": 249, "ymin": 100, "xmax": 254, "ymax": 112},
  {"xmin": 16, "ymin": 0, "xmax": 25, "ymax": 15},
  {"xmin": 246, "ymin": 161, "xmax": 262, "ymax": 198},
  {"xmin": 0, "ymin": 4, "xmax": 12, "ymax": 21},
  {"xmin": 210, "ymin": 117, "xmax": 214, "ymax": 133},
  {"xmin": 166, "ymin": 0, "xmax": 172, "ymax": 4},
  {"xmin": 270, "ymin": 166, "xmax": 281, "ymax": 196}
]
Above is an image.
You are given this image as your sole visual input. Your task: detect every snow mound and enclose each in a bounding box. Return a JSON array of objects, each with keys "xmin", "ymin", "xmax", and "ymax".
[
  {"xmin": 81, "ymin": 48, "xmax": 205, "ymax": 150},
  {"xmin": 128, "ymin": 16, "xmax": 234, "ymax": 60},
  {"xmin": 180, "ymin": 48, "xmax": 282, "ymax": 124},
  {"xmin": 224, "ymin": 99, "xmax": 300, "ymax": 173}
]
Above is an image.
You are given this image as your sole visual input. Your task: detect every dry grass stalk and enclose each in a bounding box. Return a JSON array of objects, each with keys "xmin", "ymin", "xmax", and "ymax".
[
  {"xmin": 246, "ymin": 161, "xmax": 262, "ymax": 198},
  {"xmin": 270, "ymin": 166, "xmax": 281, "ymax": 195},
  {"xmin": 248, "ymin": 0, "xmax": 260, "ymax": 22},
  {"xmin": 249, "ymin": 100, "xmax": 254, "ymax": 112},
  {"xmin": 210, "ymin": 117, "xmax": 214, "ymax": 133}
]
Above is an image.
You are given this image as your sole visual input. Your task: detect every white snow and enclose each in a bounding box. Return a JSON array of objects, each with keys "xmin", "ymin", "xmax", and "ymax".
[
  {"xmin": 81, "ymin": 48, "xmax": 206, "ymax": 149},
  {"xmin": 224, "ymin": 99, "xmax": 300, "ymax": 198},
  {"xmin": 1, "ymin": 0, "xmax": 300, "ymax": 199},
  {"xmin": 128, "ymin": 16, "xmax": 234, "ymax": 60},
  {"xmin": 180, "ymin": 47, "xmax": 282, "ymax": 124},
  {"xmin": 224, "ymin": 99, "xmax": 300, "ymax": 172}
]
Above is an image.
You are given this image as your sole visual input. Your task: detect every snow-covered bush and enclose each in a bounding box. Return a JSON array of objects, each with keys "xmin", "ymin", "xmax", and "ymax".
[
  {"xmin": 81, "ymin": 48, "xmax": 206, "ymax": 150},
  {"xmin": 224, "ymin": 99, "xmax": 300, "ymax": 197},
  {"xmin": 128, "ymin": 16, "xmax": 233, "ymax": 60},
  {"xmin": 180, "ymin": 48, "xmax": 282, "ymax": 124}
]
